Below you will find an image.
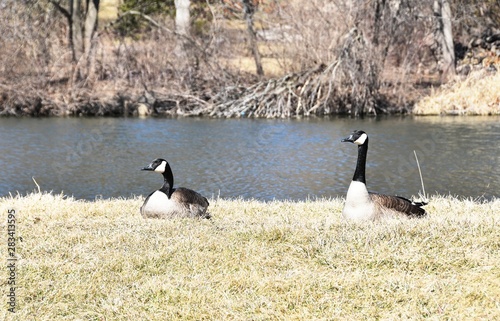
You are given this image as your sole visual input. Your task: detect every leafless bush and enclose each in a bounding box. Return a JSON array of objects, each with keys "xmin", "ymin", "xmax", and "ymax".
[
  {"xmin": 0, "ymin": 1, "xmax": 237, "ymax": 116},
  {"xmin": 0, "ymin": 1, "xmax": 73, "ymax": 115},
  {"xmin": 239, "ymin": 0, "xmax": 434, "ymax": 114},
  {"xmin": 2, "ymin": 0, "xmax": 489, "ymax": 117},
  {"xmin": 222, "ymin": 1, "xmax": 383, "ymax": 115},
  {"xmin": 208, "ymin": 26, "xmax": 382, "ymax": 117}
]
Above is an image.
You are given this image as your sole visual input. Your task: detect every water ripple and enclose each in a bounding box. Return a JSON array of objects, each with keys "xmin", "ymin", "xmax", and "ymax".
[{"xmin": 1, "ymin": 116, "xmax": 498, "ymax": 200}]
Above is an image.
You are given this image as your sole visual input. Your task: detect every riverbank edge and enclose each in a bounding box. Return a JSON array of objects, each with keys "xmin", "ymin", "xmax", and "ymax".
[
  {"xmin": 2, "ymin": 89, "xmax": 498, "ymax": 118},
  {"xmin": 2, "ymin": 70, "xmax": 499, "ymax": 118},
  {"xmin": 0, "ymin": 90, "xmax": 404, "ymax": 118}
]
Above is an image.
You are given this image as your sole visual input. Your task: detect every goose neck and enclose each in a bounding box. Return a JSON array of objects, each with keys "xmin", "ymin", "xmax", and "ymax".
[
  {"xmin": 160, "ymin": 163, "xmax": 174, "ymax": 197},
  {"xmin": 353, "ymin": 140, "xmax": 368, "ymax": 184}
]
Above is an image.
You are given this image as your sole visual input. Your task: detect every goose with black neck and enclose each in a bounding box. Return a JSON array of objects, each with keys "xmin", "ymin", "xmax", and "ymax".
[
  {"xmin": 140, "ymin": 158, "xmax": 210, "ymax": 219},
  {"xmin": 341, "ymin": 130, "xmax": 427, "ymax": 220}
]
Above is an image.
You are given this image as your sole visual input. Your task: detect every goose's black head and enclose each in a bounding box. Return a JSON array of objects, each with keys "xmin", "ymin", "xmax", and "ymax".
[
  {"xmin": 341, "ymin": 130, "xmax": 368, "ymax": 146},
  {"xmin": 142, "ymin": 158, "xmax": 168, "ymax": 173}
]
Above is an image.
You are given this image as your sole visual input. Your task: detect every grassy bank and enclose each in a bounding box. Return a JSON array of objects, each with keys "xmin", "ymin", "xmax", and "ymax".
[
  {"xmin": 1, "ymin": 192, "xmax": 499, "ymax": 320},
  {"xmin": 414, "ymin": 71, "xmax": 500, "ymax": 115}
]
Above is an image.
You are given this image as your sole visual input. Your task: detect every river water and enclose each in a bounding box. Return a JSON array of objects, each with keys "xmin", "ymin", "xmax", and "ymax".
[{"xmin": 1, "ymin": 116, "xmax": 498, "ymax": 201}]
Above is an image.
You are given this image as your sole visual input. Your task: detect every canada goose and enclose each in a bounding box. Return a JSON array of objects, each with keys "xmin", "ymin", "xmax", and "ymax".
[
  {"xmin": 341, "ymin": 130, "xmax": 427, "ymax": 220},
  {"xmin": 140, "ymin": 158, "xmax": 210, "ymax": 219}
]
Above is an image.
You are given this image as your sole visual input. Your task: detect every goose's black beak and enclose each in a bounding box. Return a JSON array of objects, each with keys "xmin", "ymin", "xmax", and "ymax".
[
  {"xmin": 141, "ymin": 164, "xmax": 154, "ymax": 171},
  {"xmin": 341, "ymin": 135, "xmax": 354, "ymax": 143}
]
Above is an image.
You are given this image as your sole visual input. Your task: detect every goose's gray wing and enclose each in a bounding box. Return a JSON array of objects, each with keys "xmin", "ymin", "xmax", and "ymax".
[
  {"xmin": 172, "ymin": 187, "xmax": 209, "ymax": 207},
  {"xmin": 370, "ymin": 193, "xmax": 427, "ymax": 217},
  {"xmin": 171, "ymin": 187, "xmax": 210, "ymax": 218}
]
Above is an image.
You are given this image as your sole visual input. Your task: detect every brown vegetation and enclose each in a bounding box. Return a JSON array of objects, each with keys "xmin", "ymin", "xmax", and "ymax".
[
  {"xmin": 0, "ymin": 1, "xmax": 499, "ymax": 117},
  {"xmin": 414, "ymin": 70, "xmax": 500, "ymax": 115}
]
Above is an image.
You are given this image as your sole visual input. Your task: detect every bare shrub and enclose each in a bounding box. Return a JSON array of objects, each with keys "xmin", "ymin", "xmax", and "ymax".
[
  {"xmin": 0, "ymin": 1, "xmax": 72, "ymax": 115},
  {"xmin": 3, "ymin": 0, "xmax": 495, "ymax": 117},
  {"xmin": 208, "ymin": 26, "xmax": 382, "ymax": 118},
  {"xmin": 212, "ymin": 1, "xmax": 384, "ymax": 116},
  {"xmin": 0, "ymin": 1, "xmax": 235, "ymax": 116}
]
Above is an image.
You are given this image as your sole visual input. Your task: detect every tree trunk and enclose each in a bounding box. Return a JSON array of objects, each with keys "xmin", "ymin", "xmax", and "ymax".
[
  {"xmin": 50, "ymin": 0, "xmax": 99, "ymax": 81},
  {"xmin": 434, "ymin": 0, "xmax": 456, "ymax": 82},
  {"xmin": 242, "ymin": 0, "xmax": 264, "ymax": 77},
  {"xmin": 70, "ymin": 0, "xmax": 84, "ymax": 62},
  {"xmin": 84, "ymin": 0, "xmax": 99, "ymax": 58},
  {"xmin": 174, "ymin": 0, "xmax": 191, "ymax": 58},
  {"xmin": 84, "ymin": 0, "xmax": 99, "ymax": 80},
  {"xmin": 372, "ymin": 0, "xmax": 386, "ymax": 46},
  {"xmin": 174, "ymin": 0, "xmax": 191, "ymax": 37}
]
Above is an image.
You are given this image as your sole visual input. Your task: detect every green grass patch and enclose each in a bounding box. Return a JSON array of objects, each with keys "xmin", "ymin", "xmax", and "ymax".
[{"xmin": 1, "ymin": 192, "xmax": 499, "ymax": 320}]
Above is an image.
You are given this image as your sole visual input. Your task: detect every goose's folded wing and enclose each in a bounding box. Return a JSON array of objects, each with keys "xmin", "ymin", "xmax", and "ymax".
[
  {"xmin": 172, "ymin": 187, "xmax": 209, "ymax": 208},
  {"xmin": 370, "ymin": 193, "xmax": 427, "ymax": 217}
]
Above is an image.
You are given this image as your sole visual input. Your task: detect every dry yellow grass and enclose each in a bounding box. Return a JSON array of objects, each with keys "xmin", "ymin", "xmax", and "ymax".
[
  {"xmin": 414, "ymin": 71, "xmax": 500, "ymax": 115},
  {"xmin": 98, "ymin": 0, "xmax": 120, "ymax": 22},
  {"xmin": 1, "ymin": 192, "xmax": 499, "ymax": 320},
  {"xmin": 225, "ymin": 56, "xmax": 292, "ymax": 77}
]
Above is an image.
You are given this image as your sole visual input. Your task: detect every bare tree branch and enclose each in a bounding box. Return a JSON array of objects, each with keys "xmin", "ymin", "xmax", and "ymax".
[{"xmin": 49, "ymin": 0, "xmax": 71, "ymax": 20}]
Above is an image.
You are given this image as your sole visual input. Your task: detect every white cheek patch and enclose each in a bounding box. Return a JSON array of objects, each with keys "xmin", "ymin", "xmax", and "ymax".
[
  {"xmin": 354, "ymin": 133, "xmax": 368, "ymax": 145},
  {"xmin": 154, "ymin": 161, "xmax": 167, "ymax": 173}
]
